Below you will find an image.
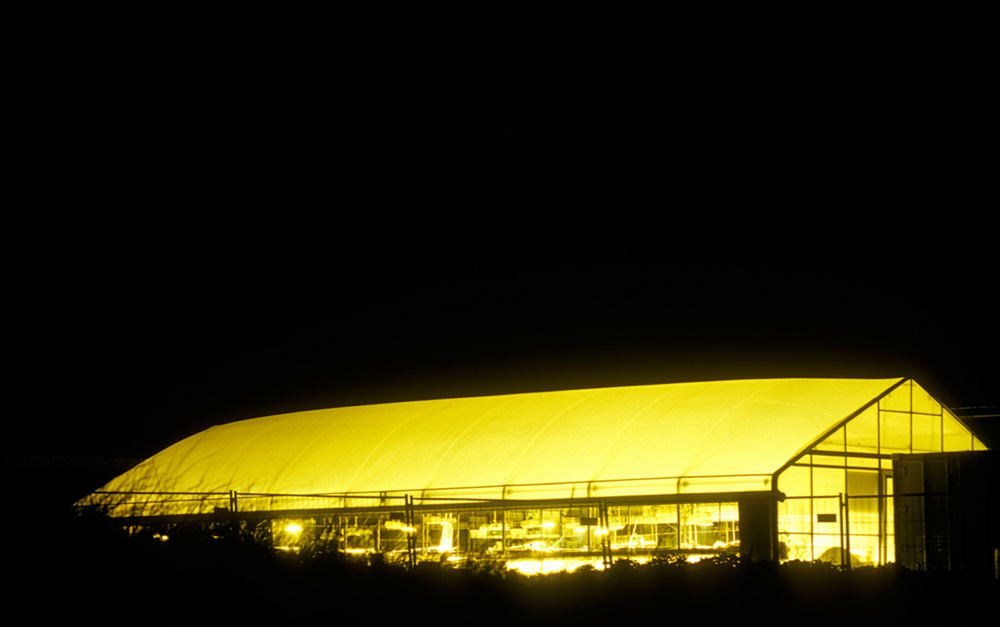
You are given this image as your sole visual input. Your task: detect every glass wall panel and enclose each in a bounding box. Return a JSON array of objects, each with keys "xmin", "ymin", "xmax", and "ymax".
[
  {"xmin": 779, "ymin": 530, "xmax": 811, "ymax": 562},
  {"xmin": 812, "ymin": 466, "xmax": 844, "ymax": 497},
  {"xmin": 469, "ymin": 510, "xmax": 506, "ymax": 556},
  {"xmin": 848, "ymin": 530, "xmax": 880, "ymax": 566},
  {"xmin": 502, "ymin": 508, "xmax": 574, "ymax": 554},
  {"xmin": 422, "ymin": 514, "xmax": 459, "ymax": 553},
  {"xmin": 777, "ymin": 464, "xmax": 810, "ymax": 497},
  {"xmin": 881, "ymin": 381, "xmax": 912, "ymax": 412},
  {"xmin": 778, "ymin": 497, "xmax": 811, "ymax": 535},
  {"xmin": 846, "ymin": 496, "xmax": 879, "ymax": 535},
  {"xmin": 349, "ymin": 514, "xmax": 381, "ymax": 553},
  {"xmin": 778, "ymin": 496, "xmax": 812, "ymax": 562},
  {"xmin": 466, "ymin": 506, "xmax": 615, "ymax": 574},
  {"xmin": 846, "ymin": 492, "xmax": 884, "ymax": 566},
  {"xmin": 879, "ymin": 408, "xmax": 911, "ymax": 452},
  {"xmin": 813, "ymin": 496, "xmax": 843, "ymax": 564},
  {"xmin": 814, "ymin": 535, "xmax": 845, "ymax": 564},
  {"xmin": 912, "ymin": 383, "xmax": 941, "ymax": 415},
  {"xmin": 718, "ymin": 502, "xmax": 739, "ymax": 549},
  {"xmin": 676, "ymin": 502, "xmax": 739, "ymax": 551},
  {"xmin": 845, "ymin": 405, "xmax": 879, "ymax": 453},
  {"xmin": 846, "ymin": 471, "xmax": 880, "ymax": 567},
  {"xmin": 942, "ymin": 410, "xmax": 974, "ymax": 451},
  {"xmin": 381, "ymin": 515, "xmax": 416, "ymax": 556},
  {"xmin": 272, "ymin": 518, "xmax": 311, "ymax": 552},
  {"xmin": 846, "ymin": 469, "xmax": 879, "ymax": 497},
  {"xmin": 645, "ymin": 504, "xmax": 680, "ymax": 550},
  {"xmin": 911, "ymin": 412, "xmax": 943, "ymax": 453}
]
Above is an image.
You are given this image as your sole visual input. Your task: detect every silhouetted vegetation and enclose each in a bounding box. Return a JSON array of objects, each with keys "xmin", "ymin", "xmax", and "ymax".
[{"xmin": 14, "ymin": 510, "xmax": 996, "ymax": 626}]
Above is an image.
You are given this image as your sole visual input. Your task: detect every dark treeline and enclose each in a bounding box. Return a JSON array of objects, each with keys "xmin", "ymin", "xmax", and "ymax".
[{"xmin": 14, "ymin": 511, "xmax": 996, "ymax": 626}]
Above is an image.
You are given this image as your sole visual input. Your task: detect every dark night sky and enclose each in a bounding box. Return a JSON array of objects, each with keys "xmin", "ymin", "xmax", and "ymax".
[{"xmin": 13, "ymin": 44, "xmax": 997, "ymax": 461}]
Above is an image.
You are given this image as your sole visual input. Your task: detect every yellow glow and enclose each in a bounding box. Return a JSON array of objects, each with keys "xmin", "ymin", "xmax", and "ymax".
[
  {"xmin": 79, "ymin": 377, "xmax": 988, "ymax": 519},
  {"xmin": 775, "ymin": 378, "xmax": 988, "ymax": 568},
  {"xmin": 383, "ymin": 520, "xmax": 415, "ymax": 532},
  {"xmin": 284, "ymin": 523, "xmax": 303, "ymax": 535},
  {"xmin": 506, "ymin": 556, "xmax": 652, "ymax": 575},
  {"xmin": 506, "ymin": 558, "xmax": 605, "ymax": 575},
  {"xmin": 434, "ymin": 521, "xmax": 454, "ymax": 552}
]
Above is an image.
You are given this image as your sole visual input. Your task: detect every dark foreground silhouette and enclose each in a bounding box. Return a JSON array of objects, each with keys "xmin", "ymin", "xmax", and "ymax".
[{"xmin": 14, "ymin": 511, "xmax": 997, "ymax": 626}]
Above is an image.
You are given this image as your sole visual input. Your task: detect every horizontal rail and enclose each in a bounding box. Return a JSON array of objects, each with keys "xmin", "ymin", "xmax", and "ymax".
[{"xmin": 79, "ymin": 490, "xmax": 784, "ymax": 525}]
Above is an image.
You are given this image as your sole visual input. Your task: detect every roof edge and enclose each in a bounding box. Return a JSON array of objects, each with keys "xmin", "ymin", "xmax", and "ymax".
[{"xmin": 770, "ymin": 376, "xmax": 908, "ymax": 483}]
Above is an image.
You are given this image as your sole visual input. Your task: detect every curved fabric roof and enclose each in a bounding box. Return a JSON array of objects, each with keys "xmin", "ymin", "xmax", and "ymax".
[{"xmin": 88, "ymin": 378, "xmax": 910, "ymax": 513}]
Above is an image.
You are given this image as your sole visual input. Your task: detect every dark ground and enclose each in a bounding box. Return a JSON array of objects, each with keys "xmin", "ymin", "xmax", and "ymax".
[{"xmin": 19, "ymin": 511, "xmax": 999, "ymax": 626}]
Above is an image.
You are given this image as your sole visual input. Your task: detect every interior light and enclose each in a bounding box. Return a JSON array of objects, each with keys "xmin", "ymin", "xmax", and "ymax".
[
  {"xmin": 384, "ymin": 520, "xmax": 416, "ymax": 532},
  {"xmin": 284, "ymin": 523, "xmax": 303, "ymax": 535}
]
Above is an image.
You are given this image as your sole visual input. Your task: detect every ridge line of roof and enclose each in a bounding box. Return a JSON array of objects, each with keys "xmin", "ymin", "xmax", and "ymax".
[{"xmin": 225, "ymin": 376, "xmax": 909, "ymax": 423}]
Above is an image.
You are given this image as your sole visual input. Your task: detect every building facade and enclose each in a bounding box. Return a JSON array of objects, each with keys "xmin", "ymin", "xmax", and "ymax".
[{"xmin": 79, "ymin": 378, "xmax": 987, "ymax": 573}]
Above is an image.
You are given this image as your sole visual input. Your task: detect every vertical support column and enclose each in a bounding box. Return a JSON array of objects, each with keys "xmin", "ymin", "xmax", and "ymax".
[
  {"xmin": 877, "ymin": 399, "xmax": 884, "ymax": 565},
  {"xmin": 843, "ymin": 492, "xmax": 852, "ymax": 570},
  {"xmin": 878, "ymin": 468, "xmax": 886, "ymax": 565},
  {"xmin": 225, "ymin": 490, "xmax": 239, "ymax": 542},
  {"xmin": 839, "ymin": 493, "xmax": 846, "ymax": 569},
  {"xmin": 652, "ymin": 506, "xmax": 659, "ymax": 548},
  {"xmin": 842, "ymin": 425, "xmax": 851, "ymax": 570},
  {"xmin": 938, "ymin": 406, "xmax": 945, "ymax": 452},
  {"xmin": 599, "ymin": 500, "xmax": 612, "ymax": 569},
  {"xmin": 501, "ymin": 505, "xmax": 507, "ymax": 558},
  {"xmin": 675, "ymin": 503, "xmax": 680, "ymax": 550},
  {"xmin": 739, "ymin": 494, "xmax": 779, "ymax": 562},
  {"xmin": 909, "ymin": 380, "xmax": 914, "ymax": 454},
  {"xmin": 405, "ymin": 494, "xmax": 416, "ymax": 570},
  {"xmin": 809, "ymin": 454, "xmax": 815, "ymax": 561}
]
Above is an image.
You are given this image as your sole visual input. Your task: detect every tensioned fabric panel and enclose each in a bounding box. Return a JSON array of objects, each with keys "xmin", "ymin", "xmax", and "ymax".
[{"xmin": 93, "ymin": 378, "xmax": 904, "ymax": 502}]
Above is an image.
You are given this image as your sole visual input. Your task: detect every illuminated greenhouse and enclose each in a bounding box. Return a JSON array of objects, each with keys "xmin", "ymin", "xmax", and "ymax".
[{"xmin": 79, "ymin": 377, "xmax": 988, "ymax": 574}]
